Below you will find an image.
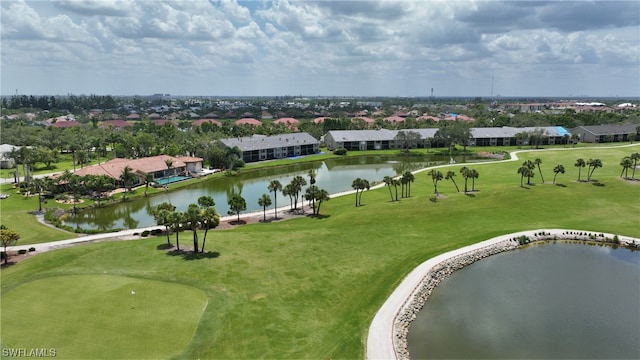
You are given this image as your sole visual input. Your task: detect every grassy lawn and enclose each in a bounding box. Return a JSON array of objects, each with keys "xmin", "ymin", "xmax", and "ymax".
[
  {"xmin": 1, "ymin": 275, "xmax": 207, "ymax": 359},
  {"xmin": 1, "ymin": 145, "xmax": 639, "ymax": 359}
]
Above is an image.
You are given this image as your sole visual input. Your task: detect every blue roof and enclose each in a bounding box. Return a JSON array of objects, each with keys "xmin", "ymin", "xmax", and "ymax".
[{"xmin": 555, "ymin": 126, "xmax": 571, "ymax": 136}]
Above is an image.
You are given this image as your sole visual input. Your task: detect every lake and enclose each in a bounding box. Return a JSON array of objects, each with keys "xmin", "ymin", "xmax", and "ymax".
[
  {"xmin": 407, "ymin": 242, "xmax": 640, "ymax": 359},
  {"xmin": 65, "ymin": 153, "xmax": 482, "ymax": 230}
]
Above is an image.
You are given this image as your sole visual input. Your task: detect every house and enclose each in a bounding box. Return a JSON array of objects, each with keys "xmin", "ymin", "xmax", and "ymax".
[
  {"xmin": 324, "ymin": 129, "xmax": 436, "ymax": 151},
  {"xmin": 52, "ymin": 120, "xmax": 82, "ymax": 128},
  {"xmin": 0, "ymin": 144, "xmax": 19, "ymax": 169},
  {"xmin": 99, "ymin": 120, "xmax": 132, "ymax": 129},
  {"xmin": 219, "ymin": 133, "xmax": 320, "ymax": 163},
  {"xmin": 68, "ymin": 155, "xmax": 204, "ymax": 186},
  {"xmin": 351, "ymin": 117, "xmax": 376, "ymax": 127},
  {"xmin": 325, "ymin": 126, "xmax": 572, "ymax": 150},
  {"xmin": 192, "ymin": 119, "xmax": 222, "ymax": 128},
  {"xmin": 235, "ymin": 118, "xmax": 262, "ymax": 126},
  {"xmin": 384, "ymin": 115, "xmax": 405, "ymax": 124},
  {"xmin": 274, "ymin": 117, "xmax": 299, "ymax": 130},
  {"xmin": 571, "ymin": 124, "xmax": 639, "ymax": 143}
]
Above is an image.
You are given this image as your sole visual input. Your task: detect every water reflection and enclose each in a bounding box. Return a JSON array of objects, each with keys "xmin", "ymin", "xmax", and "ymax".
[{"xmin": 65, "ymin": 153, "xmax": 475, "ymax": 230}]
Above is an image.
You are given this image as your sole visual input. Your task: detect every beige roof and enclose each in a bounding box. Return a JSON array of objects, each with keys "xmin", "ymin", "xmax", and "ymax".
[{"xmin": 72, "ymin": 155, "xmax": 203, "ymax": 179}]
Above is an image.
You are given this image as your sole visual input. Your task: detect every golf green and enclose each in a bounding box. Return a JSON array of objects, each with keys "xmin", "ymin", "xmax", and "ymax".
[{"xmin": 1, "ymin": 275, "xmax": 207, "ymax": 359}]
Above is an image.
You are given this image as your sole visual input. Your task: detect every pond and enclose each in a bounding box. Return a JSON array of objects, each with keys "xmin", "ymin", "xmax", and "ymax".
[
  {"xmin": 64, "ymin": 153, "xmax": 483, "ymax": 231},
  {"xmin": 407, "ymin": 242, "xmax": 640, "ymax": 359}
]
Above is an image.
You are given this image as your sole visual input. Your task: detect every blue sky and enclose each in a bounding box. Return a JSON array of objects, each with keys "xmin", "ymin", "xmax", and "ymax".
[{"xmin": 1, "ymin": 0, "xmax": 639, "ymax": 97}]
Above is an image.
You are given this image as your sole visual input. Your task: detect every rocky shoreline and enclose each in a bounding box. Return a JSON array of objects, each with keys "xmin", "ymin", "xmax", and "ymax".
[{"xmin": 390, "ymin": 230, "xmax": 639, "ymax": 360}]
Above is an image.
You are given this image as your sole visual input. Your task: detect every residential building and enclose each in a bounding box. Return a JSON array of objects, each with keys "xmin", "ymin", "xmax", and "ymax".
[
  {"xmin": 571, "ymin": 124, "xmax": 639, "ymax": 143},
  {"xmin": 219, "ymin": 133, "xmax": 320, "ymax": 163},
  {"xmin": 69, "ymin": 155, "xmax": 204, "ymax": 186}
]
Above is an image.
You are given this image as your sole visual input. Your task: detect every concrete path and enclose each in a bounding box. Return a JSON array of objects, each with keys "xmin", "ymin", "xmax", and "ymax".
[{"xmin": 365, "ymin": 229, "xmax": 640, "ymax": 359}]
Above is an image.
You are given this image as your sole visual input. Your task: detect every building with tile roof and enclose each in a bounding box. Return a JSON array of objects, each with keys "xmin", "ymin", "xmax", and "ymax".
[
  {"xmin": 68, "ymin": 155, "xmax": 203, "ymax": 186},
  {"xmin": 235, "ymin": 118, "xmax": 262, "ymax": 126}
]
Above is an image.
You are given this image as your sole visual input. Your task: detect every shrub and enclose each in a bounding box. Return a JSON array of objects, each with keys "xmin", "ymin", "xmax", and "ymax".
[
  {"xmin": 333, "ymin": 148, "xmax": 347, "ymax": 155},
  {"xmin": 18, "ymin": 249, "xmax": 27, "ymax": 254},
  {"xmin": 141, "ymin": 230, "xmax": 151, "ymax": 237},
  {"xmin": 28, "ymin": 247, "xmax": 36, "ymax": 252},
  {"xmin": 151, "ymin": 229, "xmax": 163, "ymax": 236}
]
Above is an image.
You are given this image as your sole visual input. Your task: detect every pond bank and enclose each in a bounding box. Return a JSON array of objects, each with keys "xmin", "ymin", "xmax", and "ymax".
[{"xmin": 366, "ymin": 229, "xmax": 640, "ymax": 360}]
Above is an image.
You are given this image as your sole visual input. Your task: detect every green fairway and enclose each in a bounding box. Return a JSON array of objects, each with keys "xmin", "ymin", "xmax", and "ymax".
[
  {"xmin": 1, "ymin": 145, "xmax": 639, "ymax": 359},
  {"xmin": 1, "ymin": 275, "xmax": 207, "ymax": 359}
]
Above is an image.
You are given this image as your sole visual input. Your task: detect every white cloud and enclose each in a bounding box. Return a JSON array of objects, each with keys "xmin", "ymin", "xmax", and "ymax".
[{"xmin": 1, "ymin": 0, "xmax": 638, "ymax": 97}]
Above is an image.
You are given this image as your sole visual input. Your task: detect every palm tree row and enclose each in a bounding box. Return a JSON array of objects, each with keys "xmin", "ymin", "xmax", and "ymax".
[{"xmin": 151, "ymin": 196, "xmax": 220, "ymax": 253}]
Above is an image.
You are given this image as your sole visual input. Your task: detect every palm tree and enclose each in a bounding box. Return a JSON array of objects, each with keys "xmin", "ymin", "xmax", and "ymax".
[
  {"xmin": 289, "ymin": 176, "xmax": 307, "ymax": 210},
  {"xmin": 428, "ymin": 169, "xmax": 443, "ymax": 195},
  {"xmin": 152, "ymin": 202, "xmax": 176, "ymax": 246},
  {"xmin": 315, "ymin": 188, "xmax": 330, "ymax": 215},
  {"xmin": 185, "ymin": 204, "xmax": 202, "ymax": 253},
  {"xmin": 144, "ymin": 173, "xmax": 154, "ymax": 196},
  {"xmin": 119, "ymin": 166, "xmax": 137, "ymax": 202},
  {"xmin": 630, "ymin": 153, "xmax": 640, "ymax": 179},
  {"xmin": 306, "ymin": 186, "xmax": 330, "ymax": 215},
  {"xmin": 383, "ymin": 176, "xmax": 394, "ymax": 201},
  {"xmin": 30, "ymin": 177, "xmax": 47, "ymax": 212},
  {"xmin": 517, "ymin": 165, "xmax": 528, "ymax": 187},
  {"xmin": 534, "ymin": 158, "xmax": 544, "ymax": 183},
  {"xmin": 552, "ymin": 164, "xmax": 565, "ymax": 184},
  {"xmin": 469, "ymin": 168, "xmax": 479, "ymax": 191},
  {"xmin": 392, "ymin": 178, "xmax": 401, "ymax": 201},
  {"xmin": 402, "ymin": 171, "xmax": 415, "ymax": 197},
  {"xmin": 197, "ymin": 196, "xmax": 219, "ymax": 252},
  {"xmin": 575, "ymin": 158, "xmax": 586, "ymax": 181},
  {"xmin": 307, "ymin": 169, "xmax": 317, "ymax": 185},
  {"xmin": 227, "ymin": 192, "xmax": 247, "ymax": 222},
  {"xmin": 283, "ymin": 183, "xmax": 295, "ymax": 210},
  {"xmin": 267, "ymin": 180, "xmax": 283, "ymax": 219},
  {"xmin": 258, "ymin": 193, "xmax": 272, "ymax": 221},
  {"xmin": 460, "ymin": 166, "xmax": 470, "ymax": 193},
  {"xmin": 586, "ymin": 158, "xmax": 602, "ymax": 181},
  {"xmin": 445, "ymin": 170, "xmax": 460, "ymax": 192},
  {"xmin": 164, "ymin": 159, "xmax": 174, "ymax": 176},
  {"xmin": 620, "ymin": 157, "xmax": 633, "ymax": 178},
  {"xmin": 168, "ymin": 211, "xmax": 185, "ymax": 250},
  {"xmin": 352, "ymin": 178, "xmax": 363, "ymax": 206}
]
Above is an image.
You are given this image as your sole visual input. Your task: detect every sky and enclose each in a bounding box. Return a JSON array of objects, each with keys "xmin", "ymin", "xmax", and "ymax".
[{"xmin": 1, "ymin": 0, "xmax": 639, "ymax": 98}]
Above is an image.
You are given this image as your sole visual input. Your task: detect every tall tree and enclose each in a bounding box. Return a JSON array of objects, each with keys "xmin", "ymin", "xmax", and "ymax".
[
  {"xmin": 534, "ymin": 158, "xmax": 544, "ymax": 183},
  {"xmin": 620, "ymin": 157, "xmax": 633, "ymax": 178},
  {"xmin": 518, "ymin": 161, "xmax": 535, "ymax": 187},
  {"xmin": 459, "ymin": 166, "xmax": 470, "ymax": 193},
  {"xmin": 383, "ymin": 176, "xmax": 394, "ymax": 201},
  {"xmin": 469, "ymin": 168, "xmax": 479, "ymax": 191},
  {"xmin": 630, "ymin": 153, "xmax": 640, "ymax": 179},
  {"xmin": 184, "ymin": 204, "xmax": 203, "ymax": 253},
  {"xmin": 0, "ymin": 228, "xmax": 20, "ymax": 264},
  {"xmin": 289, "ymin": 176, "xmax": 307, "ymax": 210},
  {"xmin": 152, "ymin": 202, "xmax": 176, "ymax": 246},
  {"xmin": 392, "ymin": 178, "xmax": 401, "ymax": 201},
  {"xmin": 144, "ymin": 173, "xmax": 154, "ymax": 196},
  {"xmin": 267, "ymin": 180, "xmax": 283, "ymax": 219},
  {"xmin": 575, "ymin": 158, "xmax": 586, "ymax": 181},
  {"xmin": 428, "ymin": 169, "xmax": 443, "ymax": 195},
  {"xmin": 119, "ymin": 165, "xmax": 137, "ymax": 202},
  {"xmin": 258, "ymin": 193, "xmax": 272, "ymax": 221},
  {"xmin": 402, "ymin": 171, "xmax": 415, "ymax": 197},
  {"xmin": 445, "ymin": 170, "xmax": 460, "ymax": 192},
  {"xmin": 198, "ymin": 196, "xmax": 219, "ymax": 253},
  {"xmin": 552, "ymin": 164, "xmax": 565, "ymax": 184},
  {"xmin": 227, "ymin": 192, "xmax": 247, "ymax": 222},
  {"xmin": 586, "ymin": 158, "xmax": 602, "ymax": 181}
]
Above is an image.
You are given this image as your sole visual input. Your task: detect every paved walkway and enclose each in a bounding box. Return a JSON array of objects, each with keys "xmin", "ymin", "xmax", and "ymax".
[{"xmin": 366, "ymin": 229, "xmax": 640, "ymax": 359}]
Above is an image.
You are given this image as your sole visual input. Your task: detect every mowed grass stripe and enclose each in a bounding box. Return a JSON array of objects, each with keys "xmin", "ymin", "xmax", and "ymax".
[{"xmin": 1, "ymin": 145, "xmax": 639, "ymax": 359}]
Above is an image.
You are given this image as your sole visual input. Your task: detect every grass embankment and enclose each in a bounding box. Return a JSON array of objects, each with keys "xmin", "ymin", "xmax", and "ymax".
[{"xmin": 1, "ymin": 145, "xmax": 639, "ymax": 359}]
